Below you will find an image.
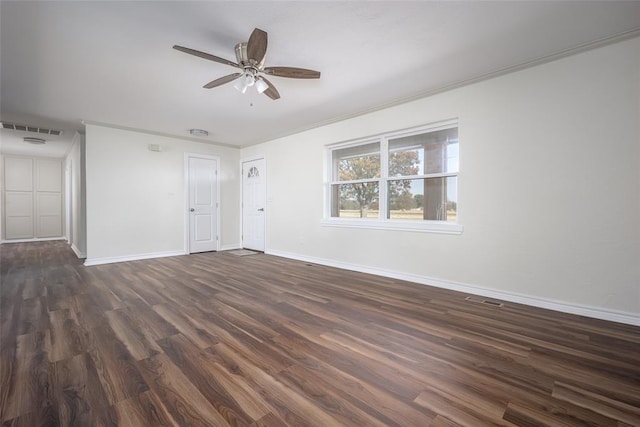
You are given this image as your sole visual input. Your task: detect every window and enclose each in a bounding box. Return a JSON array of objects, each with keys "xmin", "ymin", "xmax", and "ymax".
[
  {"xmin": 330, "ymin": 141, "xmax": 380, "ymax": 218},
  {"xmin": 247, "ymin": 166, "xmax": 259, "ymax": 178},
  {"xmin": 325, "ymin": 120, "xmax": 462, "ymax": 234}
]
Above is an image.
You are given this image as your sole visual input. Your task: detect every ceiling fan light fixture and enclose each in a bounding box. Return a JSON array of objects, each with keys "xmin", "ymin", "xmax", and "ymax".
[
  {"xmin": 233, "ymin": 78, "xmax": 249, "ymax": 94},
  {"xmin": 242, "ymin": 72, "xmax": 255, "ymax": 87},
  {"xmin": 234, "ymin": 71, "xmax": 257, "ymax": 94},
  {"xmin": 255, "ymin": 78, "xmax": 268, "ymax": 94}
]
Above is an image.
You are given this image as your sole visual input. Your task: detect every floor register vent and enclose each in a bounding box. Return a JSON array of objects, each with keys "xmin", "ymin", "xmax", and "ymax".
[{"xmin": 465, "ymin": 295, "xmax": 504, "ymax": 308}]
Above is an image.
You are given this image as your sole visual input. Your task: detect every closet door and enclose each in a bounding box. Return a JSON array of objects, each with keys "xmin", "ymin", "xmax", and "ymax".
[
  {"xmin": 36, "ymin": 159, "xmax": 62, "ymax": 237},
  {"xmin": 4, "ymin": 157, "xmax": 34, "ymax": 239},
  {"xmin": 3, "ymin": 156, "xmax": 63, "ymax": 240}
]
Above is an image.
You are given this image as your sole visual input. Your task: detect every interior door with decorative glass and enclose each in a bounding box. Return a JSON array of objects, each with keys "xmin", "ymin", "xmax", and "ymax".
[{"xmin": 242, "ymin": 158, "xmax": 266, "ymax": 251}]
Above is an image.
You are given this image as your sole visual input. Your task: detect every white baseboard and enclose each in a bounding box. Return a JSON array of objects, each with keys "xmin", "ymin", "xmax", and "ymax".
[
  {"xmin": 219, "ymin": 244, "xmax": 242, "ymax": 251},
  {"xmin": 1, "ymin": 237, "xmax": 66, "ymax": 244},
  {"xmin": 84, "ymin": 250, "xmax": 186, "ymax": 266},
  {"xmin": 266, "ymin": 248, "xmax": 640, "ymax": 327},
  {"xmin": 70, "ymin": 243, "xmax": 86, "ymax": 259}
]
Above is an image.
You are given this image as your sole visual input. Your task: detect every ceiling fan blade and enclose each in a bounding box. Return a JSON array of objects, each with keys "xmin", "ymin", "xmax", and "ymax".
[
  {"xmin": 173, "ymin": 45, "xmax": 240, "ymax": 68},
  {"xmin": 258, "ymin": 76, "xmax": 280, "ymax": 100},
  {"xmin": 247, "ymin": 28, "xmax": 268, "ymax": 65},
  {"xmin": 263, "ymin": 66, "xmax": 320, "ymax": 79},
  {"xmin": 203, "ymin": 73, "xmax": 242, "ymax": 89}
]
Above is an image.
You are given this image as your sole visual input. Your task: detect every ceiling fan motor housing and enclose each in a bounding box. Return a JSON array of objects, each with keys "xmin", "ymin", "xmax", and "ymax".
[{"xmin": 236, "ymin": 42, "xmax": 264, "ymax": 70}]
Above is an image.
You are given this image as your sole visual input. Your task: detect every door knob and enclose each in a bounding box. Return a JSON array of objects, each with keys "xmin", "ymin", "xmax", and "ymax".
[
  {"xmin": 258, "ymin": 208, "xmax": 264, "ymax": 211},
  {"xmin": 190, "ymin": 208, "xmax": 195, "ymax": 212}
]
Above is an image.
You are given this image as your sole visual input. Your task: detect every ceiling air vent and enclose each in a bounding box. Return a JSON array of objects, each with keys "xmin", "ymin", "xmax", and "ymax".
[{"xmin": 1, "ymin": 121, "xmax": 63, "ymax": 136}]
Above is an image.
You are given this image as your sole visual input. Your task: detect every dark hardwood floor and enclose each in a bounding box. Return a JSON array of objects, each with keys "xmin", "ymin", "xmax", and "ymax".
[{"xmin": 1, "ymin": 241, "xmax": 639, "ymax": 426}]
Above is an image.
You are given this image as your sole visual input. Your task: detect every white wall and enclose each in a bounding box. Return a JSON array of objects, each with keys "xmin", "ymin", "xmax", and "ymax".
[
  {"xmin": 85, "ymin": 125, "xmax": 240, "ymax": 263},
  {"xmin": 241, "ymin": 37, "xmax": 640, "ymax": 322}
]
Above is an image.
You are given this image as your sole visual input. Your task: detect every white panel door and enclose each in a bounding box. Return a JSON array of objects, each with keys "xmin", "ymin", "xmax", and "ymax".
[
  {"xmin": 36, "ymin": 159, "xmax": 62, "ymax": 237},
  {"xmin": 2, "ymin": 156, "xmax": 63, "ymax": 240},
  {"xmin": 36, "ymin": 158, "xmax": 62, "ymax": 192},
  {"xmin": 5, "ymin": 192, "xmax": 33, "ymax": 239},
  {"xmin": 37, "ymin": 192, "xmax": 62, "ymax": 237},
  {"xmin": 5, "ymin": 157, "xmax": 33, "ymax": 191},
  {"xmin": 242, "ymin": 158, "xmax": 266, "ymax": 251},
  {"xmin": 4, "ymin": 157, "xmax": 34, "ymax": 239},
  {"xmin": 188, "ymin": 156, "xmax": 218, "ymax": 253}
]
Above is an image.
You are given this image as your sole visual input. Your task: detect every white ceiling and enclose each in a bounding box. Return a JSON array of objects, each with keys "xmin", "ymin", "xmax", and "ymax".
[{"xmin": 2, "ymin": 1, "xmax": 640, "ymax": 157}]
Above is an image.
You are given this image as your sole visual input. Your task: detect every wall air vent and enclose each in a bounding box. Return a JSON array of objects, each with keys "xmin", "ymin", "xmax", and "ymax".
[{"xmin": 1, "ymin": 121, "xmax": 63, "ymax": 136}]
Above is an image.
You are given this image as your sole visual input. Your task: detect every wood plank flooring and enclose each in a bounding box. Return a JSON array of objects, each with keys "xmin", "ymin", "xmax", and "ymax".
[{"xmin": 1, "ymin": 241, "xmax": 639, "ymax": 426}]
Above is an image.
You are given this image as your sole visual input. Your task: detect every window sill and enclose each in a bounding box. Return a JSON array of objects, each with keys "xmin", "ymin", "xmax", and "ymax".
[{"xmin": 320, "ymin": 218, "xmax": 463, "ymax": 234}]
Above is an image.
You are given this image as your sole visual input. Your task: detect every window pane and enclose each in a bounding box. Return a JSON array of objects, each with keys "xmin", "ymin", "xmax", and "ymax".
[
  {"xmin": 389, "ymin": 127, "xmax": 458, "ymax": 176},
  {"xmin": 331, "ymin": 182, "xmax": 379, "ymax": 218},
  {"xmin": 387, "ymin": 177, "xmax": 457, "ymax": 221},
  {"xmin": 332, "ymin": 142, "xmax": 380, "ymax": 181}
]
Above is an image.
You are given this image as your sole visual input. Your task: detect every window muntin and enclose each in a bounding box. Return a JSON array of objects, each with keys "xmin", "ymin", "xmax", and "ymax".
[{"xmin": 327, "ymin": 121, "xmax": 459, "ymax": 228}]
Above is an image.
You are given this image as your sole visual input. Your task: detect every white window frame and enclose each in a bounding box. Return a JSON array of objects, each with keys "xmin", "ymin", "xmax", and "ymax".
[{"xmin": 321, "ymin": 119, "xmax": 463, "ymax": 234}]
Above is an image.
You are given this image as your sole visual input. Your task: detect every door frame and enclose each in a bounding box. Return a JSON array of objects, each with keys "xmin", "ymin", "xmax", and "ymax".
[
  {"xmin": 184, "ymin": 153, "xmax": 221, "ymax": 254},
  {"xmin": 65, "ymin": 158, "xmax": 73, "ymax": 243},
  {"xmin": 240, "ymin": 155, "xmax": 267, "ymax": 251}
]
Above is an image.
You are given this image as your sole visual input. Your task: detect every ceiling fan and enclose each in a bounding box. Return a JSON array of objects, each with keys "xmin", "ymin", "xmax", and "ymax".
[{"xmin": 173, "ymin": 28, "xmax": 321, "ymax": 100}]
